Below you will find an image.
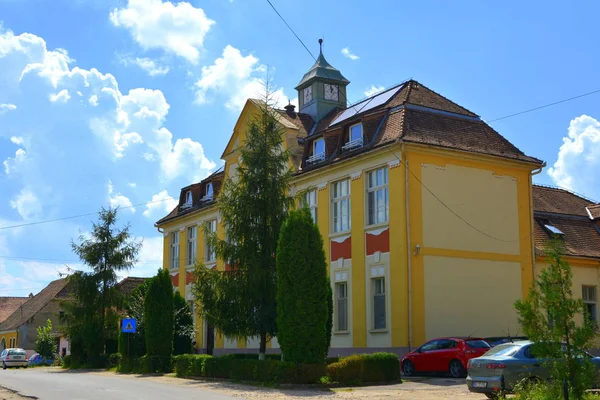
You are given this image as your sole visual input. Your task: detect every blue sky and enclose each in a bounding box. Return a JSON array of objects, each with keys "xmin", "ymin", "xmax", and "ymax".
[{"xmin": 1, "ymin": 0, "xmax": 599, "ymax": 296}]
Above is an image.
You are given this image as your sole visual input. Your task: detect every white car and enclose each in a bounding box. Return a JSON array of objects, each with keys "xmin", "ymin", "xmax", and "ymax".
[{"xmin": 1, "ymin": 348, "xmax": 28, "ymax": 369}]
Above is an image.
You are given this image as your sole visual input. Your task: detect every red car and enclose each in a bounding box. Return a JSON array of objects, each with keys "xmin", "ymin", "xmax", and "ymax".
[{"xmin": 401, "ymin": 337, "xmax": 491, "ymax": 378}]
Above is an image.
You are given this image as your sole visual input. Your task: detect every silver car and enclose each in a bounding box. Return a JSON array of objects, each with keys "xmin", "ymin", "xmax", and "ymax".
[
  {"xmin": 466, "ymin": 340, "xmax": 600, "ymax": 398},
  {"xmin": 1, "ymin": 348, "xmax": 28, "ymax": 369}
]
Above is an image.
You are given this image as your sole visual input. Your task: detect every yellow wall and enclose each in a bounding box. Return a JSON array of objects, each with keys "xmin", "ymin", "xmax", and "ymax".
[
  {"xmin": 424, "ymin": 256, "xmax": 522, "ymax": 340},
  {"xmin": 0, "ymin": 331, "xmax": 17, "ymax": 349}
]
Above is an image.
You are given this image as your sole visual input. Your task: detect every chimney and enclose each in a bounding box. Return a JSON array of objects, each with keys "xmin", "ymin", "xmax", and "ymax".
[{"xmin": 284, "ymin": 101, "xmax": 296, "ymax": 116}]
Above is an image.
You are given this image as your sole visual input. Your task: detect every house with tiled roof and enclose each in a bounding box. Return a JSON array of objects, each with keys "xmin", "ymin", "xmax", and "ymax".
[
  {"xmin": 0, "ymin": 297, "xmax": 28, "ymax": 325},
  {"xmin": 532, "ymin": 185, "xmax": 600, "ymax": 330},
  {"xmin": 156, "ymin": 43, "xmax": 545, "ymax": 357},
  {"xmin": 0, "ymin": 279, "xmax": 70, "ymax": 354}
]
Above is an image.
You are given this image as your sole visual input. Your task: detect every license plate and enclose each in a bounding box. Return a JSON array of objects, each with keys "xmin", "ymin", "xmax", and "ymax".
[
  {"xmin": 473, "ymin": 382, "xmax": 487, "ymax": 388},
  {"xmin": 12, "ymin": 356, "xmax": 22, "ymax": 360}
]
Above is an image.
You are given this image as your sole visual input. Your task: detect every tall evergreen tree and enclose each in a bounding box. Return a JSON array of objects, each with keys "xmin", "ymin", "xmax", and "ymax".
[
  {"xmin": 66, "ymin": 207, "xmax": 141, "ymax": 364},
  {"xmin": 173, "ymin": 291, "xmax": 194, "ymax": 355},
  {"xmin": 144, "ymin": 269, "xmax": 174, "ymax": 372},
  {"xmin": 276, "ymin": 208, "xmax": 329, "ymax": 364},
  {"xmin": 194, "ymin": 85, "xmax": 293, "ymax": 359},
  {"xmin": 515, "ymin": 238, "xmax": 596, "ymax": 399}
]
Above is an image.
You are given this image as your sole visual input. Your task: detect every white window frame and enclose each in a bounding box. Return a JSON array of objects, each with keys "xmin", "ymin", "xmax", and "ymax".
[
  {"xmin": 367, "ymin": 167, "xmax": 389, "ymax": 225},
  {"xmin": 184, "ymin": 191, "xmax": 192, "ymax": 207},
  {"xmin": 187, "ymin": 226, "xmax": 197, "ymax": 266},
  {"xmin": 350, "ymin": 123, "xmax": 363, "ymax": 142},
  {"xmin": 314, "ymin": 138, "xmax": 325, "ymax": 156},
  {"xmin": 583, "ymin": 286, "xmax": 597, "ymax": 325},
  {"xmin": 335, "ymin": 282, "xmax": 348, "ymax": 332},
  {"xmin": 205, "ymin": 219, "xmax": 217, "ymax": 262},
  {"xmin": 170, "ymin": 232, "xmax": 179, "ymax": 270},
  {"xmin": 332, "ymin": 179, "xmax": 351, "ymax": 233},
  {"xmin": 302, "ymin": 190, "xmax": 318, "ymax": 223},
  {"xmin": 372, "ymin": 277, "xmax": 386, "ymax": 330}
]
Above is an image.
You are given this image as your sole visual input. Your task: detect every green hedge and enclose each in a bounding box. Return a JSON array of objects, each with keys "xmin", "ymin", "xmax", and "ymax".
[
  {"xmin": 205, "ymin": 358, "xmax": 325, "ymax": 384},
  {"xmin": 173, "ymin": 354, "xmax": 213, "ymax": 377},
  {"xmin": 326, "ymin": 353, "xmax": 400, "ymax": 384}
]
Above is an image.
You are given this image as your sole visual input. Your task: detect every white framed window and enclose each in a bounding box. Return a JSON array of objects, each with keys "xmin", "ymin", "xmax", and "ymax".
[
  {"xmin": 332, "ymin": 179, "xmax": 351, "ymax": 233},
  {"xmin": 314, "ymin": 138, "xmax": 325, "ymax": 157},
  {"xmin": 185, "ymin": 191, "xmax": 192, "ymax": 206},
  {"xmin": 302, "ymin": 190, "xmax": 318, "ymax": 222},
  {"xmin": 187, "ymin": 226, "xmax": 197, "ymax": 266},
  {"xmin": 350, "ymin": 123, "xmax": 363, "ymax": 142},
  {"xmin": 583, "ymin": 286, "xmax": 597, "ymax": 325},
  {"xmin": 205, "ymin": 219, "xmax": 217, "ymax": 262},
  {"xmin": 170, "ymin": 232, "xmax": 179, "ymax": 270},
  {"xmin": 373, "ymin": 277, "xmax": 386, "ymax": 329},
  {"xmin": 205, "ymin": 183, "xmax": 213, "ymax": 199},
  {"xmin": 367, "ymin": 167, "xmax": 389, "ymax": 225},
  {"xmin": 335, "ymin": 282, "xmax": 348, "ymax": 331}
]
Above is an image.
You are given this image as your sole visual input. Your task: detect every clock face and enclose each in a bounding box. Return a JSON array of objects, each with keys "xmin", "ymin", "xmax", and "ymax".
[
  {"xmin": 324, "ymin": 84, "xmax": 339, "ymax": 101},
  {"xmin": 303, "ymin": 86, "xmax": 313, "ymax": 104}
]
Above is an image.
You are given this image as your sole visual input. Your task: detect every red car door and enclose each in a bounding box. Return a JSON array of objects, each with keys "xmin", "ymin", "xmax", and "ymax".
[
  {"xmin": 413, "ymin": 340, "xmax": 440, "ymax": 372},
  {"xmin": 433, "ymin": 339, "xmax": 459, "ymax": 371}
]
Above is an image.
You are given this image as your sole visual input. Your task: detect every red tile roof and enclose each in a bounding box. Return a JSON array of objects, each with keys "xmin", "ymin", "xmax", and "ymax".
[
  {"xmin": 533, "ymin": 185, "xmax": 600, "ymax": 259},
  {"xmin": 0, "ymin": 297, "xmax": 28, "ymax": 323}
]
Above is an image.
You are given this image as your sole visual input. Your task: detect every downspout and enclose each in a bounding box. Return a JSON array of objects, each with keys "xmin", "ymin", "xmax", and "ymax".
[
  {"xmin": 402, "ymin": 142, "xmax": 413, "ymax": 351},
  {"xmin": 529, "ymin": 162, "xmax": 546, "ymax": 284}
]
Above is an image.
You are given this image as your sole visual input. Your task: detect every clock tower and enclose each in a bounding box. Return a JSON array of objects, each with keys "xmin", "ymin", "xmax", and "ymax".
[{"xmin": 295, "ymin": 39, "xmax": 350, "ymax": 122}]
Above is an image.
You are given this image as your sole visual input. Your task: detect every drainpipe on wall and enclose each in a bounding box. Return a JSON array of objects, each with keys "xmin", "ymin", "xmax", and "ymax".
[
  {"xmin": 402, "ymin": 142, "xmax": 413, "ymax": 351},
  {"xmin": 530, "ymin": 162, "xmax": 546, "ymax": 280}
]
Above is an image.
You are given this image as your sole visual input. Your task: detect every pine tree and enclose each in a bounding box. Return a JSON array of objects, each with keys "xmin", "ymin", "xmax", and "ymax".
[
  {"xmin": 276, "ymin": 208, "xmax": 329, "ymax": 364},
  {"xmin": 194, "ymin": 85, "xmax": 293, "ymax": 359},
  {"xmin": 66, "ymin": 207, "xmax": 141, "ymax": 365},
  {"xmin": 515, "ymin": 238, "xmax": 596, "ymax": 399}
]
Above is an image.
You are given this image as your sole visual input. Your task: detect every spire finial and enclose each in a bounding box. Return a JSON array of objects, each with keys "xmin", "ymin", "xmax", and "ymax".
[{"xmin": 318, "ymin": 38, "xmax": 323, "ymax": 55}]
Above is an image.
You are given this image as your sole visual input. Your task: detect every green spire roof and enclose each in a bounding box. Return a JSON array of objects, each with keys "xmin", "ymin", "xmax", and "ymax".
[{"xmin": 295, "ymin": 51, "xmax": 349, "ymax": 89}]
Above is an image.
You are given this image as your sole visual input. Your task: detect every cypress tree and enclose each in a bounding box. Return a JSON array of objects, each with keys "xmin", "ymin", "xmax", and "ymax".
[
  {"xmin": 144, "ymin": 269, "xmax": 174, "ymax": 372},
  {"xmin": 276, "ymin": 208, "xmax": 329, "ymax": 364}
]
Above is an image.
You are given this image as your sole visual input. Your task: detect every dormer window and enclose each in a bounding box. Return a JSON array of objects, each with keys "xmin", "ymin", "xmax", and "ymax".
[
  {"xmin": 182, "ymin": 191, "xmax": 192, "ymax": 208},
  {"xmin": 202, "ymin": 182, "xmax": 214, "ymax": 201},
  {"xmin": 343, "ymin": 123, "xmax": 364, "ymax": 151},
  {"xmin": 544, "ymin": 224, "xmax": 564, "ymax": 236},
  {"xmin": 307, "ymin": 138, "xmax": 325, "ymax": 165}
]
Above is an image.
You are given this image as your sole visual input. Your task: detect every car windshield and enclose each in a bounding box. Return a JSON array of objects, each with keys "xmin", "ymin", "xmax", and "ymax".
[
  {"xmin": 466, "ymin": 339, "xmax": 491, "ymax": 349},
  {"xmin": 483, "ymin": 343, "xmax": 520, "ymax": 357},
  {"xmin": 8, "ymin": 350, "xmax": 26, "ymax": 356}
]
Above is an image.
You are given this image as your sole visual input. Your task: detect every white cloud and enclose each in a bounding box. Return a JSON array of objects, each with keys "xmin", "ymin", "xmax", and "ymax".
[
  {"xmin": 9, "ymin": 187, "xmax": 42, "ymax": 220},
  {"xmin": 109, "ymin": 0, "xmax": 215, "ymax": 64},
  {"xmin": 3, "ymin": 148, "xmax": 27, "ymax": 174},
  {"xmin": 364, "ymin": 85, "xmax": 384, "ymax": 97},
  {"xmin": 341, "ymin": 47, "xmax": 359, "ymax": 61},
  {"xmin": 548, "ymin": 114, "xmax": 600, "ymax": 200},
  {"xmin": 49, "ymin": 89, "xmax": 71, "ymax": 102},
  {"xmin": 129, "ymin": 236, "xmax": 164, "ymax": 277},
  {"xmin": 10, "ymin": 136, "xmax": 24, "ymax": 145},
  {"xmin": 195, "ymin": 45, "xmax": 287, "ymax": 110},
  {"xmin": 121, "ymin": 56, "xmax": 170, "ymax": 76},
  {"xmin": 89, "ymin": 95, "xmax": 98, "ymax": 106},
  {"xmin": 0, "ymin": 103, "xmax": 16, "ymax": 114},
  {"xmin": 108, "ymin": 180, "xmax": 135, "ymax": 212},
  {"xmin": 143, "ymin": 189, "xmax": 177, "ymax": 217},
  {"xmin": 128, "ymin": 182, "xmax": 137, "ymax": 188}
]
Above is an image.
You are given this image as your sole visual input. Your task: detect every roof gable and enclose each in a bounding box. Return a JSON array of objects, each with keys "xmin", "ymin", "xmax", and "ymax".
[
  {"xmin": 0, "ymin": 297, "xmax": 28, "ymax": 323},
  {"xmin": 0, "ymin": 279, "xmax": 69, "ymax": 331}
]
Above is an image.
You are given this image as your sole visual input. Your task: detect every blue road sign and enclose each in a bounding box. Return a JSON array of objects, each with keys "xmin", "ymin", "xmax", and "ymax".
[{"xmin": 122, "ymin": 318, "xmax": 137, "ymax": 333}]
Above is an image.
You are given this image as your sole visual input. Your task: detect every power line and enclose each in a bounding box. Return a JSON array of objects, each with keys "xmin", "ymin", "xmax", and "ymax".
[{"xmin": 0, "ymin": 196, "xmax": 175, "ymax": 231}]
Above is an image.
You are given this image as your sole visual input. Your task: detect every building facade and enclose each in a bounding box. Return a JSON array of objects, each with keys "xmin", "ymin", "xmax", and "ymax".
[{"xmin": 156, "ymin": 48, "xmax": 590, "ymax": 357}]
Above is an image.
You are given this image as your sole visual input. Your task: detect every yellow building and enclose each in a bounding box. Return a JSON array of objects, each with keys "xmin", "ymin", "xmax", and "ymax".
[{"xmin": 156, "ymin": 49, "xmax": 550, "ymax": 356}]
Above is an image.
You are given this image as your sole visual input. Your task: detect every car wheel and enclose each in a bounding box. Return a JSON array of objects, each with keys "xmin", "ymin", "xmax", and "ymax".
[
  {"xmin": 449, "ymin": 359, "xmax": 466, "ymax": 378},
  {"xmin": 402, "ymin": 360, "xmax": 415, "ymax": 376}
]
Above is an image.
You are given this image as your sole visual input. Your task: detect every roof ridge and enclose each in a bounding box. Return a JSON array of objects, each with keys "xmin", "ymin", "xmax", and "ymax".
[
  {"xmin": 533, "ymin": 184, "xmax": 598, "ymax": 203},
  {"xmin": 406, "ymin": 79, "xmax": 480, "ymax": 118}
]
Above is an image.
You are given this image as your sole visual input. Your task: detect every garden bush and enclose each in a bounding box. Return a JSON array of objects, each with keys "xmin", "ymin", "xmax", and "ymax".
[
  {"xmin": 108, "ymin": 353, "xmax": 122, "ymax": 367},
  {"xmin": 326, "ymin": 353, "xmax": 400, "ymax": 384},
  {"xmin": 62, "ymin": 355, "xmax": 72, "ymax": 369},
  {"xmin": 173, "ymin": 354, "xmax": 213, "ymax": 377}
]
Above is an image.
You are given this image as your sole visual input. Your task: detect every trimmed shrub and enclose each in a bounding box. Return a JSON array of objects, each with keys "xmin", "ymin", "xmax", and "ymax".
[
  {"xmin": 276, "ymin": 208, "xmax": 329, "ymax": 364},
  {"xmin": 62, "ymin": 355, "xmax": 72, "ymax": 368},
  {"xmin": 326, "ymin": 353, "xmax": 400, "ymax": 384},
  {"xmin": 326, "ymin": 357, "xmax": 340, "ymax": 365},
  {"xmin": 109, "ymin": 353, "xmax": 122, "ymax": 367},
  {"xmin": 173, "ymin": 354, "xmax": 213, "ymax": 377},
  {"xmin": 144, "ymin": 269, "xmax": 174, "ymax": 373},
  {"xmin": 137, "ymin": 355, "xmax": 172, "ymax": 374}
]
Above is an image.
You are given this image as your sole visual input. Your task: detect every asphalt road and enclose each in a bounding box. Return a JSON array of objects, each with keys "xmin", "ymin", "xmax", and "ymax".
[{"xmin": 0, "ymin": 368, "xmax": 238, "ymax": 400}]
